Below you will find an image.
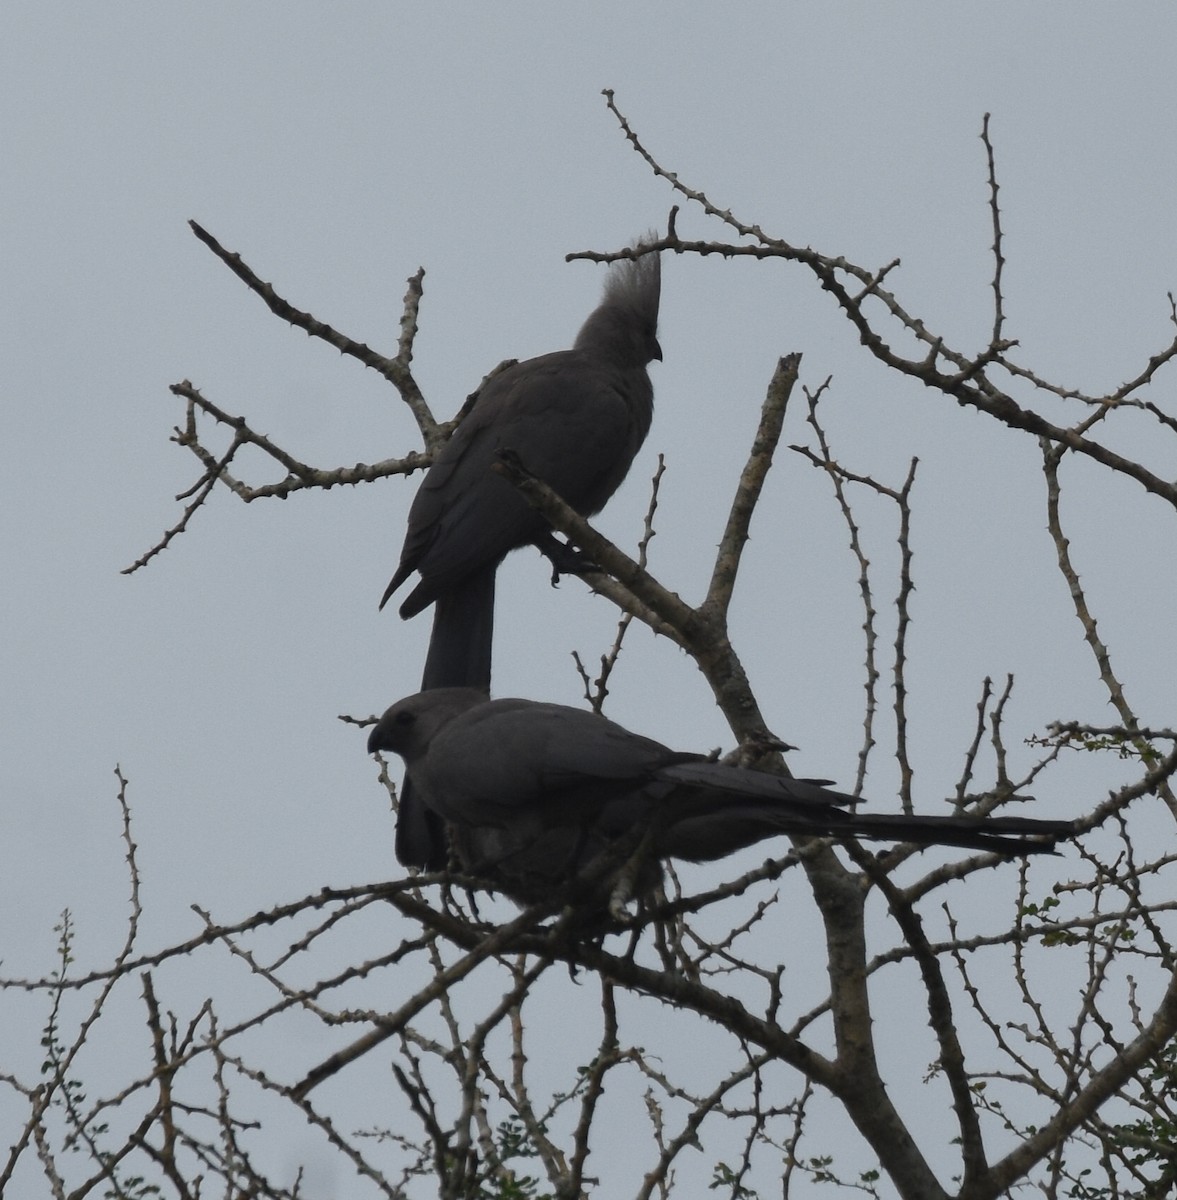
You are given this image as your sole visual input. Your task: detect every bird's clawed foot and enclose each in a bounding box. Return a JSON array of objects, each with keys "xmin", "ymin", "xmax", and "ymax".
[{"xmin": 536, "ymin": 532, "xmax": 600, "ymax": 587}]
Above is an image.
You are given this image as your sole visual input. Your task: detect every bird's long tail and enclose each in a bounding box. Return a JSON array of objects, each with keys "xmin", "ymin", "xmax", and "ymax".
[
  {"xmin": 395, "ymin": 567, "xmax": 497, "ymax": 869},
  {"xmin": 421, "ymin": 567, "xmax": 496, "ymax": 692},
  {"xmin": 821, "ymin": 809, "xmax": 1072, "ymax": 855},
  {"xmin": 652, "ymin": 762, "xmax": 1071, "ymax": 859},
  {"xmin": 661, "ymin": 802, "xmax": 1071, "ymax": 860}
]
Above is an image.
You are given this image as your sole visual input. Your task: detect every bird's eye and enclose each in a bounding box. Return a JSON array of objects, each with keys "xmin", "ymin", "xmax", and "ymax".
[{"xmin": 395, "ymin": 711, "xmax": 416, "ymax": 727}]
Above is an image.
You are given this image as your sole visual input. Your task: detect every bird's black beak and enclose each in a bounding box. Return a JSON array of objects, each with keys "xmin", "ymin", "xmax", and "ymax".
[{"xmin": 367, "ymin": 723, "xmax": 386, "ymax": 754}]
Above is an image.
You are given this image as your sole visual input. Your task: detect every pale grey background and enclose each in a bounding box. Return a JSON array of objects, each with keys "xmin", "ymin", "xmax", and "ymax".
[{"xmin": 3, "ymin": 5, "xmax": 1175, "ymax": 1195}]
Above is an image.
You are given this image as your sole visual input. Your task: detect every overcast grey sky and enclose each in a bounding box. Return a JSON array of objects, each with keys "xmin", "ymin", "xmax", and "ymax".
[{"xmin": 3, "ymin": 5, "xmax": 1176, "ymax": 1194}]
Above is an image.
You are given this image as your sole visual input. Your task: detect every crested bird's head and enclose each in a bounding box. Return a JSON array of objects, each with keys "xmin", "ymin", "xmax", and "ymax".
[{"xmin": 575, "ymin": 235, "xmax": 662, "ymax": 368}]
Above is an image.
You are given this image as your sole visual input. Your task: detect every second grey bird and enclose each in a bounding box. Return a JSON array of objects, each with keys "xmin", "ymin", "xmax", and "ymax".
[
  {"xmin": 380, "ymin": 244, "xmax": 662, "ymax": 869},
  {"xmin": 368, "ymin": 689, "xmax": 1073, "ymax": 902}
]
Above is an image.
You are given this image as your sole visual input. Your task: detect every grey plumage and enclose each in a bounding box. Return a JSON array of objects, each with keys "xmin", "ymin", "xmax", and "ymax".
[
  {"xmin": 380, "ymin": 244, "xmax": 662, "ymax": 869},
  {"xmin": 382, "ymin": 247, "xmax": 661, "ymax": 621},
  {"xmin": 367, "ymin": 689, "xmax": 1073, "ymax": 902}
]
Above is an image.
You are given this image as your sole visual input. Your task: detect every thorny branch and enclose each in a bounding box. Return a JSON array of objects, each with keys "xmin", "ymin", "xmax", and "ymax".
[
  {"xmin": 589, "ymin": 92, "xmax": 1177, "ymax": 512},
  {"xmin": 573, "ymin": 454, "xmax": 667, "ymax": 714},
  {"xmin": 126, "ymin": 224, "xmax": 439, "ymax": 574}
]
